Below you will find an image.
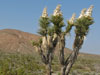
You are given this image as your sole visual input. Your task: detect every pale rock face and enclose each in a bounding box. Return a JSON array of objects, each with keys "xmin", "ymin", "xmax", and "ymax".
[
  {"xmin": 69, "ymin": 13, "xmax": 76, "ymax": 24},
  {"xmin": 42, "ymin": 8, "xmax": 48, "ymax": 18},
  {"xmin": 79, "ymin": 8, "xmax": 87, "ymax": 19},
  {"xmin": 53, "ymin": 5, "xmax": 62, "ymax": 16},
  {"xmin": 85, "ymin": 5, "xmax": 94, "ymax": 17}
]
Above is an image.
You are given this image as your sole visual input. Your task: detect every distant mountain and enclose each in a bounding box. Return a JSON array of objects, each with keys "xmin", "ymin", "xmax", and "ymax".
[{"xmin": 0, "ymin": 29, "xmax": 40, "ymax": 53}]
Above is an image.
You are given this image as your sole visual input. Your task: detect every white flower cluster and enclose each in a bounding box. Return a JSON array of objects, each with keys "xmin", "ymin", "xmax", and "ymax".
[
  {"xmin": 79, "ymin": 5, "xmax": 94, "ymax": 18},
  {"xmin": 85, "ymin": 5, "xmax": 94, "ymax": 17},
  {"xmin": 42, "ymin": 7, "xmax": 48, "ymax": 18},
  {"xmin": 53, "ymin": 5, "xmax": 62, "ymax": 16},
  {"xmin": 69, "ymin": 13, "xmax": 76, "ymax": 24},
  {"xmin": 78, "ymin": 8, "xmax": 87, "ymax": 18}
]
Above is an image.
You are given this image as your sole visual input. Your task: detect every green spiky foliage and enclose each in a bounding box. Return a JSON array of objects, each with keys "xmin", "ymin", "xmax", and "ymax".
[
  {"xmin": 71, "ymin": 16, "xmax": 94, "ymax": 50},
  {"xmin": 75, "ymin": 16, "xmax": 94, "ymax": 37},
  {"xmin": 32, "ymin": 38, "xmax": 42, "ymax": 46},
  {"xmin": 48, "ymin": 27, "xmax": 54, "ymax": 36},
  {"xmin": 66, "ymin": 21, "xmax": 74, "ymax": 34},
  {"xmin": 38, "ymin": 17, "xmax": 50, "ymax": 36},
  {"xmin": 50, "ymin": 15, "xmax": 65, "ymax": 35},
  {"xmin": 33, "ymin": 17, "xmax": 49, "ymax": 47}
]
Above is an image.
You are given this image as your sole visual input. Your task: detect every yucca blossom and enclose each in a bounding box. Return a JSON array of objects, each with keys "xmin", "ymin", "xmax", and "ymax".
[
  {"xmin": 42, "ymin": 7, "xmax": 48, "ymax": 18},
  {"xmin": 53, "ymin": 4, "xmax": 62, "ymax": 16},
  {"xmin": 85, "ymin": 5, "xmax": 94, "ymax": 17},
  {"xmin": 78, "ymin": 8, "xmax": 87, "ymax": 19},
  {"xmin": 69, "ymin": 13, "xmax": 76, "ymax": 24}
]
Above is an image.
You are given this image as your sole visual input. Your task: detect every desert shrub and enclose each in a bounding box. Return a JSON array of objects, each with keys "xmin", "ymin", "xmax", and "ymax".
[
  {"xmin": 0, "ymin": 51, "xmax": 45, "ymax": 75},
  {"xmin": 0, "ymin": 51, "xmax": 100, "ymax": 75}
]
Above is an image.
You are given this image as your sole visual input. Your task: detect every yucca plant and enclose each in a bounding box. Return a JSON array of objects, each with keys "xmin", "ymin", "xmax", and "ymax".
[{"xmin": 32, "ymin": 5, "xmax": 94, "ymax": 75}]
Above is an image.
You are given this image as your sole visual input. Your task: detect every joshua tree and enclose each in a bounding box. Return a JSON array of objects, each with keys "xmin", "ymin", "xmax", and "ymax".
[{"xmin": 33, "ymin": 5, "xmax": 94, "ymax": 75}]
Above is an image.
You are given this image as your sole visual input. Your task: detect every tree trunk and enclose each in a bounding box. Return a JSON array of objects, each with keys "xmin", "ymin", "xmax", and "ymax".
[
  {"xmin": 61, "ymin": 66, "xmax": 66, "ymax": 75},
  {"xmin": 65, "ymin": 47, "xmax": 79, "ymax": 75},
  {"xmin": 46, "ymin": 64, "xmax": 52, "ymax": 75},
  {"xmin": 65, "ymin": 36, "xmax": 84, "ymax": 74},
  {"xmin": 59, "ymin": 35, "xmax": 84, "ymax": 75},
  {"xmin": 38, "ymin": 47, "xmax": 52, "ymax": 75},
  {"xmin": 46, "ymin": 53, "xmax": 52, "ymax": 75},
  {"xmin": 59, "ymin": 34, "xmax": 65, "ymax": 65}
]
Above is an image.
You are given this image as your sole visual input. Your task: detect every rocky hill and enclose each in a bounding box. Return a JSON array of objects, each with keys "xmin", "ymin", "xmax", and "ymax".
[{"xmin": 0, "ymin": 29, "xmax": 39, "ymax": 53}]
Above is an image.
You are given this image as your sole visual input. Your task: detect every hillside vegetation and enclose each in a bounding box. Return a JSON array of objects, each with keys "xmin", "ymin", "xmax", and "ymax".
[{"xmin": 0, "ymin": 51, "xmax": 100, "ymax": 75}]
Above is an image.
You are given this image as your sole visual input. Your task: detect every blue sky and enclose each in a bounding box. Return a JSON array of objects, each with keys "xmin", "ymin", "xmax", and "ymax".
[{"xmin": 0, "ymin": 0, "xmax": 100, "ymax": 54}]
